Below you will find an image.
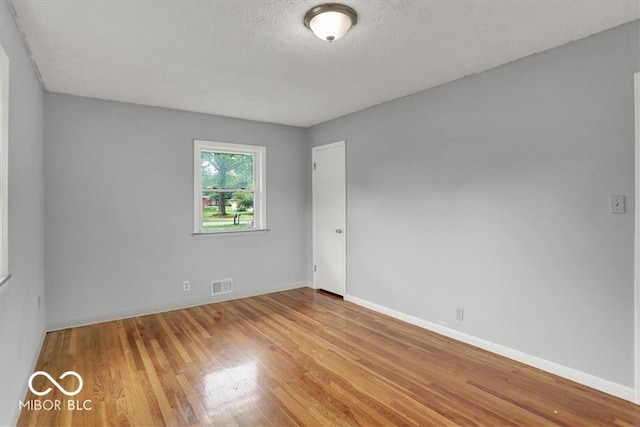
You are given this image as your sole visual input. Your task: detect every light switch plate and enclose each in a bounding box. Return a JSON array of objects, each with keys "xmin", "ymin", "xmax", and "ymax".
[{"xmin": 610, "ymin": 195, "xmax": 625, "ymax": 214}]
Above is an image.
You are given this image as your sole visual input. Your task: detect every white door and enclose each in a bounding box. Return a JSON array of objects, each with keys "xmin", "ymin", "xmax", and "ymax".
[{"xmin": 312, "ymin": 141, "xmax": 346, "ymax": 296}]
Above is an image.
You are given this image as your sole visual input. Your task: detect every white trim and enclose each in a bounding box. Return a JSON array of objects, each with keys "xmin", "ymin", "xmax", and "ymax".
[
  {"xmin": 47, "ymin": 282, "xmax": 307, "ymax": 331},
  {"xmin": 313, "ymin": 140, "xmax": 345, "ymax": 152},
  {"xmin": 193, "ymin": 139, "xmax": 266, "ymax": 234},
  {"xmin": 0, "ymin": 273, "xmax": 12, "ymax": 294},
  {"xmin": 345, "ymin": 294, "xmax": 636, "ymax": 403},
  {"xmin": 192, "ymin": 228, "xmax": 270, "ymax": 237},
  {"xmin": 634, "ymin": 72, "xmax": 640, "ymax": 404}
]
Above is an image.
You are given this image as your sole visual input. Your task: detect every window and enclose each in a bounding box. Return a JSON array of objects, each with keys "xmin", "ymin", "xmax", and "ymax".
[
  {"xmin": 194, "ymin": 140, "xmax": 266, "ymax": 234},
  {"xmin": 0, "ymin": 46, "xmax": 9, "ymax": 289}
]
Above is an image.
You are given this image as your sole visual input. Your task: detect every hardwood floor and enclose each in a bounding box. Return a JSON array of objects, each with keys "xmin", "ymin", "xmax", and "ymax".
[{"xmin": 18, "ymin": 288, "xmax": 640, "ymax": 426}]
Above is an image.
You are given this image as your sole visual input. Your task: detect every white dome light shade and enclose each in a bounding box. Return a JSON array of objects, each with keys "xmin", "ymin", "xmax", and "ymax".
[
  {"xmin": 304, "ymin": 4, "xmax": 357, "ymax": 43},
  {"xmin": 309, "ymin": 11, "xmax": 352, "ymax": 42}
]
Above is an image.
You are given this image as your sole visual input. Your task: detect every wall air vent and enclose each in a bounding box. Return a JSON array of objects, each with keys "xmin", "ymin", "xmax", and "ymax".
[{"xmin": 211, "ymin": 278, "xmax": 233, "ymax": 296}]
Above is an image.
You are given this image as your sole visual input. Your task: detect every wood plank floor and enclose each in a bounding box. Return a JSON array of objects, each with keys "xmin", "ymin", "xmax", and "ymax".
[{"xmin": 18, "ymin": 287, "xmax": 640, "ymax": 426}]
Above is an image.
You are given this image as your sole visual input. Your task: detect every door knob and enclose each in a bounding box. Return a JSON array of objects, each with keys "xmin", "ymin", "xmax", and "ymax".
[{"xmin": 335, "ymin": 228, "xmax": 343, "ymax": 234}]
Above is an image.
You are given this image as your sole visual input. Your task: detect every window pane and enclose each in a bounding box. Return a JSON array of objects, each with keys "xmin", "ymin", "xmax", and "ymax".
[
  {"xmin": 201, "ymin": 152, "xmax": 254, "ymax": 190},
  {"xmin": 201, "ymin": 191, "xmax": 255, "ymax": 230},
  {"xmin": 194, "ymin": 140, "xmax": 265, "ymax": 234}
]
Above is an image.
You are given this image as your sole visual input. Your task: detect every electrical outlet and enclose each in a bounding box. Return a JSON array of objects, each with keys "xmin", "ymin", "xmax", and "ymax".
[
  {"xmin": 183, "ymin": 280, "xmax": 190, "ymax": 292},
  {"xmin": 456, "ymin": 307, "xmax": 464, "ymax": 321}
]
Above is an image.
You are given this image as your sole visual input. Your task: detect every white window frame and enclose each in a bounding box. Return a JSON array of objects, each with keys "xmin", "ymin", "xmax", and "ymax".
[
  {"xmin": 0, "ymin": 46, "xmax": 10, "ymax": 291},
  {"xmin": 193, "ymin": 139, "xmax": 266, "ymax": 234}
]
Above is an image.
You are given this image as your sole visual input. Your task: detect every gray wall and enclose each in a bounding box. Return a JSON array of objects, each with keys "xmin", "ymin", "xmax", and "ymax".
[
  {"xmin": 0, "ymin": 0, "xmax": 46, "ymax": 424},
  {"xmin": 308, "ymin": 21, "xmax": 639, "ymax": 386},
  {"xmin": 44, "ymin": 94, "xmax": 308, "ymax": 328}
]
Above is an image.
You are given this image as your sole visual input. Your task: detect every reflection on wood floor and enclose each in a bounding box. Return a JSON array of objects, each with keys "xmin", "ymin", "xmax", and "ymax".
[{"xmin": 18, "ymin": 287, "xmax": 640, "ymax": 426}]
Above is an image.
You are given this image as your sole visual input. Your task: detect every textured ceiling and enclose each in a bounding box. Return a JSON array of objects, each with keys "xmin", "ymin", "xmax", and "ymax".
[{"xmin": 9, "ymin": 0, "xmax": 640, "ymax": 127}]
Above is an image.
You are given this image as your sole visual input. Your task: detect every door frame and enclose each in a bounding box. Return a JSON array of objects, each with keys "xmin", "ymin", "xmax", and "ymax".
[
  {"xmin": 312, "ymin": 140, "xmax": 346, "ymax": 295},
  {"xmin": 634, "ymin": 72, "xmax": 640, "ymax": 403}
]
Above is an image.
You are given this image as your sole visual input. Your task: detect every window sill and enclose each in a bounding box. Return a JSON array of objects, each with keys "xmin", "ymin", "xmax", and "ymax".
[
  {"xmin": 0, "ymin": 273, "xmax": 12, "ymax": 294},
  {"xmin": 192, "ymin": 228, "xmax": 271, "ymax": 238}
]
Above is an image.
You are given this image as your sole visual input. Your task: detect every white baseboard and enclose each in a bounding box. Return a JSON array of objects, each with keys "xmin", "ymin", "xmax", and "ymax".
[
  {"xmin": 47, "ymin": 282, "xmax": 308, "ymax": 332},
  {"xmin": 344, "ymin": 294, "xmax": 635, "ymax": 403},
  {"xmin": 10, "ymin": 325, "xmax": 47, "ymax": 426}
]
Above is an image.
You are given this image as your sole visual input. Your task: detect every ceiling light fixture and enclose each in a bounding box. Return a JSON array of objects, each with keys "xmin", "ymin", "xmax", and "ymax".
[{"xmin": 304, "ymin": 3, "xmax": 357, "ymax": 43}]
